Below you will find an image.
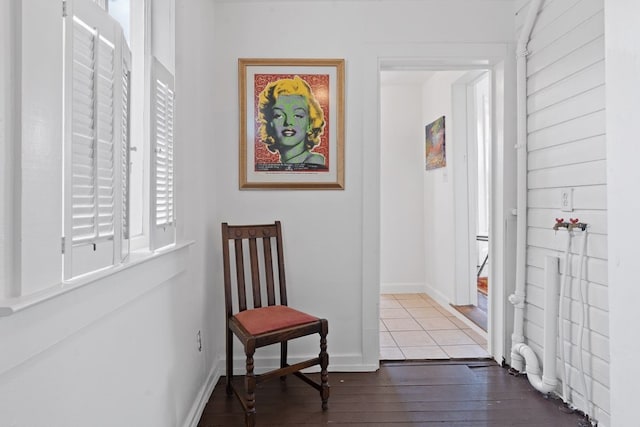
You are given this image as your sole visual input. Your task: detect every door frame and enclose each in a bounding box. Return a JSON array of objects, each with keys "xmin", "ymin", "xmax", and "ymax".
[
  {"xmin": 362, "ymin": 45, "xmax": 517, "ymax": 367},
  {"xmin": 452, "ymin": 70, "xmax": 492, "ymax": 307}
]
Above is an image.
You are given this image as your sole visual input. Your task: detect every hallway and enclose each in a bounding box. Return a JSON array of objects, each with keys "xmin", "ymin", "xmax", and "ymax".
[{"xmin": 380, "ymin": 293, "xmax": 489, "ymax": 360}]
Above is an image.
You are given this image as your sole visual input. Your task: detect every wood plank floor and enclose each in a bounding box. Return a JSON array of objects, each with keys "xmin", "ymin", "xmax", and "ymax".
[{"xmin": 198, "ymin": 361, "xmax": 589, "ymax": 426}]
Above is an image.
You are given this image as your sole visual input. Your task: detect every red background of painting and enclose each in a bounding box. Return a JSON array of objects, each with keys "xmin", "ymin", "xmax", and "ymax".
[{"xmin": 253, "ymin": 74, "xmax": 330, "ymax": 171}]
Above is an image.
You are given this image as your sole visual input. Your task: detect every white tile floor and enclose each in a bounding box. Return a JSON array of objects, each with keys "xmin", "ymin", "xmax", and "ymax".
[{"xmin": 380, "ymin": 293, "xmax": 489, "ymax": 360}]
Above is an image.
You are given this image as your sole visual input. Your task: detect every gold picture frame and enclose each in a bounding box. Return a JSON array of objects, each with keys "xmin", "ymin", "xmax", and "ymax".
[{"xmin": 238, "ymin": 58, "xmax": 345, "ymax": 189}]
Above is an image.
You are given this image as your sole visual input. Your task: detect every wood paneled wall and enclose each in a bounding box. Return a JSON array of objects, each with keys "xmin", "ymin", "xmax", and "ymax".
[{"xmin": 517, "ymin": 0, "xmax": 608, "ymax": 424}]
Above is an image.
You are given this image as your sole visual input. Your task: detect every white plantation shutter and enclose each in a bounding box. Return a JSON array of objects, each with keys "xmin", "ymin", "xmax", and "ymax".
[
  {"xmin": 63, "ymin": 0, "xmax": 125, "ymax": 279},
  {"xmin": 150, "ymin": 57, "xmax": 176, "ymax": 250},
  {"xmin": 69, "ymin": 12, "xmax": 115, "ymax": 244},
  {"xmin": 154, "ymin": 78, "xmax": 174, "ymax": 227}
]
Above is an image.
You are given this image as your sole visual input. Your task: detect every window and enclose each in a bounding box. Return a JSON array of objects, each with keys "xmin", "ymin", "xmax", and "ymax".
[
  {"xmin": 107, "ymin": 0, "xmax": 130, "ymax": 43},
  {"xmin": 61, "ymin": 0, "xmax": 175, "ymax": 280},
  {"xmin": 62, "ymin": 0, "xmax": 130, "ymax": 279},
  {"xmin": 0, "ymin": 0, "xmax": 177, "ymax": 301},
  {"xmin": 123, "ymin": 0, "xmax": 147, "ymax": 242},
  {"xmin": 63, "ymin": 0, "xmax": 175, "ymax": 280}
]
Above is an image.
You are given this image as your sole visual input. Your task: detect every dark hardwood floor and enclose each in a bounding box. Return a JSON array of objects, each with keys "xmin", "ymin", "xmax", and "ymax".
[{"xmin": 198, "ymin": 360, "xmax": 589, "ymax": 426}]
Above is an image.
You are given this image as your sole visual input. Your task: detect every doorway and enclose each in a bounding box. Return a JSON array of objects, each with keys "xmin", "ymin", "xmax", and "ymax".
[{"xmin": 379, "ymin": 68, "xmax": 493, "ymax": 360}]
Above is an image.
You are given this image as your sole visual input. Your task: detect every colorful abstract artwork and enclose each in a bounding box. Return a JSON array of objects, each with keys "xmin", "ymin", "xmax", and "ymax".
[{"xmin": 425, "ymin": 116, "xmax": 446, "ymax": 170}]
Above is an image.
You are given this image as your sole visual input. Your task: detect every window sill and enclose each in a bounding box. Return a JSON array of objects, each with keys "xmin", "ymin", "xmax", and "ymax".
[{"xmin": 0, "ymin": 240, "xmax": 194, "ymax": 317}]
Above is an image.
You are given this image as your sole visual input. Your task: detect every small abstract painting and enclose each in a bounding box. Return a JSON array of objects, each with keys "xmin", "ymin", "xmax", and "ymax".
[{"xmin": 425, "ymin": 116, "xmax": 446, "ymax": 170}]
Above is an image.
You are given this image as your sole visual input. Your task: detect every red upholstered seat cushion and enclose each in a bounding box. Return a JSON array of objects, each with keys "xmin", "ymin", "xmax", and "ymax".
[{"xmin": 234, "ymin": 305, "xmax": 318, "ymax": 335}]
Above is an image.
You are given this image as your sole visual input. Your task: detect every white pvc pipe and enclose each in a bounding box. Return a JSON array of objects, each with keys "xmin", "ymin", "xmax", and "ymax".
[
  {"xmin": 511, "ymin": 256, "xmax": 559, "ymax": 394},
  {"xmin": 558, "ymin": 229, "xmax": 572, "ymax": 401},
  {"xmin": 542, "ymin": 255, "xmax": 560, "ymax": 389},
  {"xmin": 576, "ymin": 228, "xmax": 592, "ymax": 415},
  {"xmin": 510, "ymin": 0, "xmax": 543, "ymax": 373}
]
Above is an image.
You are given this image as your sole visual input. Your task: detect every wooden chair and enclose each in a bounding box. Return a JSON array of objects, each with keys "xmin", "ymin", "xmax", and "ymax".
[{"xmin": 221, "ymin": 221, "xmax": 329, "ymax": 426}]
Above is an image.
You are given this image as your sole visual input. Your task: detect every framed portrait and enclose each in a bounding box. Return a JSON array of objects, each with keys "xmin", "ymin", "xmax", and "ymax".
[
  {"xmin": 238, "ymin": 58, "xmax": 345, "ymax": 189},
  {"xmin": 425, "ymin": 116, "xmax": 446, "ymax": 170}
]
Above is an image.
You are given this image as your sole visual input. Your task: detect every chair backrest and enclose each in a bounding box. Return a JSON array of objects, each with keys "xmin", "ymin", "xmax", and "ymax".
[{"xmin": 221, "ymin": 221, "xmax": 288, "ymax": 318}]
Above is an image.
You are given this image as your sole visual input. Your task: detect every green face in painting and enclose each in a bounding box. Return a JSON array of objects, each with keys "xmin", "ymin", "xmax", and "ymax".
[{"xmin": 271, "ymin": 95, "xmax": 310, "ymax": 148}]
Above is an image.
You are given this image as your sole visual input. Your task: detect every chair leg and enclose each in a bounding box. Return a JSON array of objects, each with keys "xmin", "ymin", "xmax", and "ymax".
[
  {"xmin": 280, "ymin": 341, "xmax": 288, "ymax": 381},
  {"xmin": 244, "ymin": 346, "xmax": 256, "ymax": 427},
  {"xmin": 319, "ymin": 322, "xmax": 330, "ymax": 410},
  {"xmin": 226, "ymin": 327, "xmax": 233, "ymax": 396}
]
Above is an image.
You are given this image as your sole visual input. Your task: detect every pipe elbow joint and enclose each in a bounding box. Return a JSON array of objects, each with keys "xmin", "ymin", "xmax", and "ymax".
[
  {"xmin": 512, "ymin": 343, "xmax": 557, "ymax": 395},
  {"xmin": 510, "ymin": 350, "xmax": 525, "ymax": 372}
]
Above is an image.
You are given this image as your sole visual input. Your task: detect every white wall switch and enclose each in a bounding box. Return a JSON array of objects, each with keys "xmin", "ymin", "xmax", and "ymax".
[{"xmin": 560, "ymin": 188, "xmax": 573, "ymax": 212}]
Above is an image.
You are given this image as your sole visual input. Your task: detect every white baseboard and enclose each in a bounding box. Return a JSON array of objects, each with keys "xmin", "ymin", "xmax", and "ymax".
[
  {"xmin": 423, "ymin": 282, "xmax": 450, "ymax": 306},
  {"xmin": 182, "ymin": 356, "xmax": 222, "ymax": 427},
  {"xmin": 380, "ymin": 282, "xmax": 426, "ymax": 294}
]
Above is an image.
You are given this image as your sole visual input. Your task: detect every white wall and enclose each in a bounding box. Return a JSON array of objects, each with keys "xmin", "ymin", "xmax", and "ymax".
[
  {"xmin": 0, "ymin": 1, "xmax": 219, "ymax": 426},
  {"xmin": 175, "ymin": 0, "xmax": 223, "ymax": 392},
  {"xmin": 19, "ymin": 0, "xmax": 63, "ymax": 294},
  {"xmin": 605, "ymin": 1, "xmax": 640, "ymax": 426},
  {"xmin": 517, "ymin": 0, "xmax": 608, "ymax": 424},
  {"xmin": 0, "ymin": 254, "xmax": 198, "ymax": 427},
  {"xmin": 380, "ymin": 81, "xmax": 426, "ymax": 293},
  {"xmin": 422, "ymin": 71, "xmax": 467, "ymax": 303},
  {"xmin": 211, "ymin": 0, "xmax": 516, "ymax": 370}
]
